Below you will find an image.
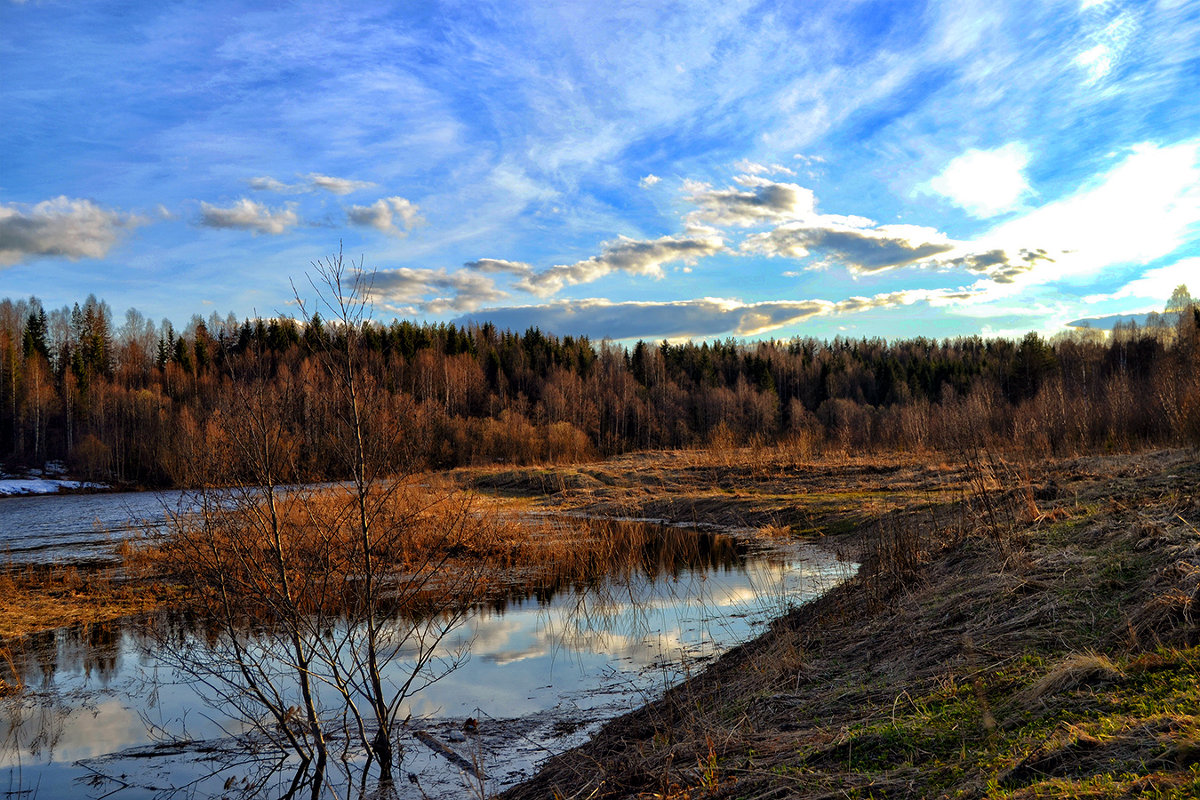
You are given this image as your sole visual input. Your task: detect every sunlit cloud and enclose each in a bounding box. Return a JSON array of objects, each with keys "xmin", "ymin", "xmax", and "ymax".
[
  {"xmin": 924, "ymin": 143, "xmax": 1033, "ymax": 217},
  {"xmin": 639, "ymin": 174, "xmax": 661, "ymax": 188},
  {"xmin": 515, "ymin": 233, "xmax": 726, "ymax": 296},
  {"xmin": 346, "ymin": 196, "xmax": 423, "ymax": 237},
  {"xmin": 246, "ymin": 176, "xmax": 292, "ymax": 193},
  {"xmin": 306, "ymin": 173, "xmax": 376, "ymax": 195},
  {"xmin": 967, "ymin": 140, "xmax": 1200, "ymax": 289},
  {"xmin": 734, "ymin": 159, "xmax": 797, "ymax": 177},
  {"xmin": 684, "ymin": 176, "xmax": 819, "ymax": 228},
  {"xmin": 0, "ymin": 197, "xmax": 142, "ymax": 266},
  {"xmin": 368, "ymin": 266, "xmax": 507, "ymax": 314},
  {"xmin": 455, "ymin": 287, "xmax": 981, "ymax": 340},
  {"xmin": 198, "ymin": 198, "xmax": 298, "ymax": 234},
  {"xmin": 934, "ymin": 248, "xmax": 1055, "ymax": 284},
  {"xmin": 743, "ymin": 221, "xmax": 956, "ymax": 271}
]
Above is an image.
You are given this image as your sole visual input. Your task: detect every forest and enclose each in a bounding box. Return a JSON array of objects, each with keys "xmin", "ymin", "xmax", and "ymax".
[{"xmin": 1, "ymin": 287, "xmax": 1198, "ymax": 487}]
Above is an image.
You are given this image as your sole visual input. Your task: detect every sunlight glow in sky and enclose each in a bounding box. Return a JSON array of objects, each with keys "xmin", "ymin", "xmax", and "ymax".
[{"xmin": 2, "ymin": 0, "xmax": 1198, "ymax": 342}]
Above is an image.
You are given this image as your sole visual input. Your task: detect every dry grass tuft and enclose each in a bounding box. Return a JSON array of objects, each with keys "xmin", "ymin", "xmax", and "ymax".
[
  {"xmin": 1013, "ymin": 653, "xmax": 1124, "ymax": 711},
  {"xmin": 1125, "ymin": 534, "xmax": 1200, "ymax": 648}
]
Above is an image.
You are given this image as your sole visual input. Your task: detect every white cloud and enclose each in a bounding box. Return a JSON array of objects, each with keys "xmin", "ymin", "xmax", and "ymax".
[
  {"xmin": 198, "ymin": 198, "xmax": 298, "ymax": 234},
  {"xmin": 346, "ymin": 196, "xmax": 424, "ymax": 237},
  {"xmin": 0, "ymin": 196, "xmax": 142, "ymax": 266},
  {"xmin": 247, "ymin": 176, "xmax": 293, "ymax": 192},
  {"xmin": 516, "ymin": 233, "xmax": 726, "ymax": 296},
  {"xmin": 305, "ymin": 173, "xmax": 376, "ymax": 195},
  {"xmin": 247, "ymin": 173, "xmax": 376, "ymax": 195},
  {"xmin": 734, "ymin": 159, "xmax": 796, "ymax": 177},
  {"xmin": 685, "ymin": 176, "xmax": 818, "ymax": 227},
  {"xmin": 639, "ymin": 174, "xmax": 661, "ymax": 188},
  {"xmin": 1084, "ymin": 259, "xmax": 1200, "ymax": 303},
  {"xmin": 682, "ymin": 167, "xmax": 1050, "ymax": 282},
  {"xmin": 972, "ymin": 140, "xmax": 1200, "ymax": 288},
  {"xmin": 463, "ymin": 258, "xmax": 534, "ymax": 276},
  {"xmin": 454, "ymin": 287, "xmax": 981, "ymax": 340},
  {"xmin": 368, "ymin": 267, "xmax": 507, "ymax": 314},
  {"xmin": 744, "ymin": 221, "xmax": 956, "ymax": 271},
  {"xmin": 925, "ymin": 143, "xmax": 1033, "ymax": 217}
]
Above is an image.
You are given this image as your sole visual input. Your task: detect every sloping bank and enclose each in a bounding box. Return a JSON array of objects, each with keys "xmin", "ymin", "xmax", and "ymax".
[{"xmin": 502, "ymin": 450, "xmax": 1200, "ymax": 800}]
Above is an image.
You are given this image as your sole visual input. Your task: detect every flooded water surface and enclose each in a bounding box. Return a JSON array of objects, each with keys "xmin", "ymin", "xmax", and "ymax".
[
  {"xmin": 0, "ymin": 489, "xmax": 196, "ymax": 564},
  {"xmin": 0, "ymin": 492, "xmax": 853, "ymax": 799}
]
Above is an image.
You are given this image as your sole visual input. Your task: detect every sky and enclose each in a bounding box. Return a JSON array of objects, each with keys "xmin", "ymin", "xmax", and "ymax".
[{"xmin": 1, "ymin": 0, "xmax": 1198, "ymax": 344}]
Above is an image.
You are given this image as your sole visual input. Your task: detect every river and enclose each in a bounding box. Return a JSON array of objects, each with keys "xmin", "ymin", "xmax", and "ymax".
[{"xmin": 0, "ymin": 490, "xmax": 854, "ymax": 798}]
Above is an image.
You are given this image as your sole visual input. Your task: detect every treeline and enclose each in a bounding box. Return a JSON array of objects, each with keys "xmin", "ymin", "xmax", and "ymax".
[{"xmin": 1, "ymin": 290, "xmax": 1198, "ymax": 486}]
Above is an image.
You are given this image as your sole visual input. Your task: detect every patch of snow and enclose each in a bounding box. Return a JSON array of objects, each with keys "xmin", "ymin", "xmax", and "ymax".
[{"xmin": 0, "ymin": 478, "xmax": 105, "ymax": 497}]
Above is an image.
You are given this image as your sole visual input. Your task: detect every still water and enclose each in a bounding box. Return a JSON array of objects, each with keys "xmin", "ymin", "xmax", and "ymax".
[{"xmin": 0, "ymin": 493, "xmax": 853, "ymax": 799}]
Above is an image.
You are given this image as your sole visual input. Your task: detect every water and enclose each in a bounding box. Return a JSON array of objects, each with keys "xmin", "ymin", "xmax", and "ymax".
[
  {"xmin": 0, "ymin": 493, "xmax": 854, "ymax": 799},
  {"xmin": 0, "ymin": 485, "xmax": 317, "ymax": 564},
  {"xmin": 0, "ymin": 489, "xmax": 194, "ymax": 564}
]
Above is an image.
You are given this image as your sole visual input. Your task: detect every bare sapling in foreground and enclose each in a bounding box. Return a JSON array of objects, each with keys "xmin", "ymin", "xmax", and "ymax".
[{"xmin": 147, "ymin": 251, "xmax": 494, "ymax": 796}]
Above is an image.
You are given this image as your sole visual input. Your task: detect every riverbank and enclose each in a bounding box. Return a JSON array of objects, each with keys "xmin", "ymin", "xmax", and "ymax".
[
  {"xmin": 498, "ymin": 447, "xmax": 1200, "ymax": 799},
  {"xmin": 3, "ymin": 446, "xmax": 1198, "ymax": 799}
]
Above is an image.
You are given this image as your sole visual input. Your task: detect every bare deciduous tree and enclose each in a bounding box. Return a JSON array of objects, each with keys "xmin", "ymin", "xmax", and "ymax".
[{"xmin": 152, "ymin": 250, "xmax": 493, "ymax": 795}]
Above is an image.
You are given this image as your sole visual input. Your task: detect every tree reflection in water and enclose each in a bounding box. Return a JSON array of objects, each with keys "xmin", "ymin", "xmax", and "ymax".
[{"xmin": 0, "ymin": 522, "xmax": 850, "ymax": 799}]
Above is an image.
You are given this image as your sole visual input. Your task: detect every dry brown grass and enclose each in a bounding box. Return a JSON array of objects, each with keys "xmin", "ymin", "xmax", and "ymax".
[
  {"xmin": 1012, "ymin": 653, "xmax": 1124, "ymax": 711},
  {"xmin": 501, "ymin": 448, "xmax": 1200, "ymax": 800},
  {"xmin": 131, "ymin": 479, "xmax": 712, "ymax": 620},
  {"xmin": 0, "ymin": 564, "xmax": 185, "ymax": 641}
]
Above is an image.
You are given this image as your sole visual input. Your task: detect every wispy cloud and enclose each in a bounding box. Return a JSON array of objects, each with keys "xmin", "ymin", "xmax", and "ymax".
[
  {"xmin": 1074, "ymin": 11, "xmax": 1136, "ymax": 84},
  {"xmin": 307, "ymin": 173, "xmax": 376, "ymax": 195},
  {"xmin": 246, "ymin": 176, "xmax": 294, "ymax": 193},
  {"xmin": 247, "ymin": 173, "xmax": 376, "ymax": 195},
  {"xmin": 0, "ymin": 197, "xmax": 142, "ymax": 266},
  {"xmin": 198, "ymin": 198, "xmax": 298, "ymax": 234},
  {"xmin": 346, "ymin": 196, "xmax": 424, "ymax": 237},
  {"xmin": 967, "ymin": 140, "xmax": 1200, "ymax": 288},
  {"xmin": 1084, "ymin": 258, "xmax": 1200, "ymax": 304},
  {"xmin": 463, "ymin": 258, "xmax": 534, "ymax": 276},
  {"xmin": 734, "ymin": 159, "xmax": 796, "ymax": 177}
]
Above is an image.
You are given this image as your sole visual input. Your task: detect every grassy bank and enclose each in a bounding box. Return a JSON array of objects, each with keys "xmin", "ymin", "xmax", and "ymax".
[{"xmin": 496, "ymin": 448, "xmax": 1200, "ymax": 799}]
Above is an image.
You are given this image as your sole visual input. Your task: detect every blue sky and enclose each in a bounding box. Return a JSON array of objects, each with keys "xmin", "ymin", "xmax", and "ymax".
[{"xmin": 2, "ymin": 0, "xmax": 1198, "ymax": 343}]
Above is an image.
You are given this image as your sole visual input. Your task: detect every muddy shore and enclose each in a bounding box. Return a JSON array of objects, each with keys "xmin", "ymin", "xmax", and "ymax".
[{"xmin": 482, "ymin": 448, "xmax": 1200, "ymax": 799}]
